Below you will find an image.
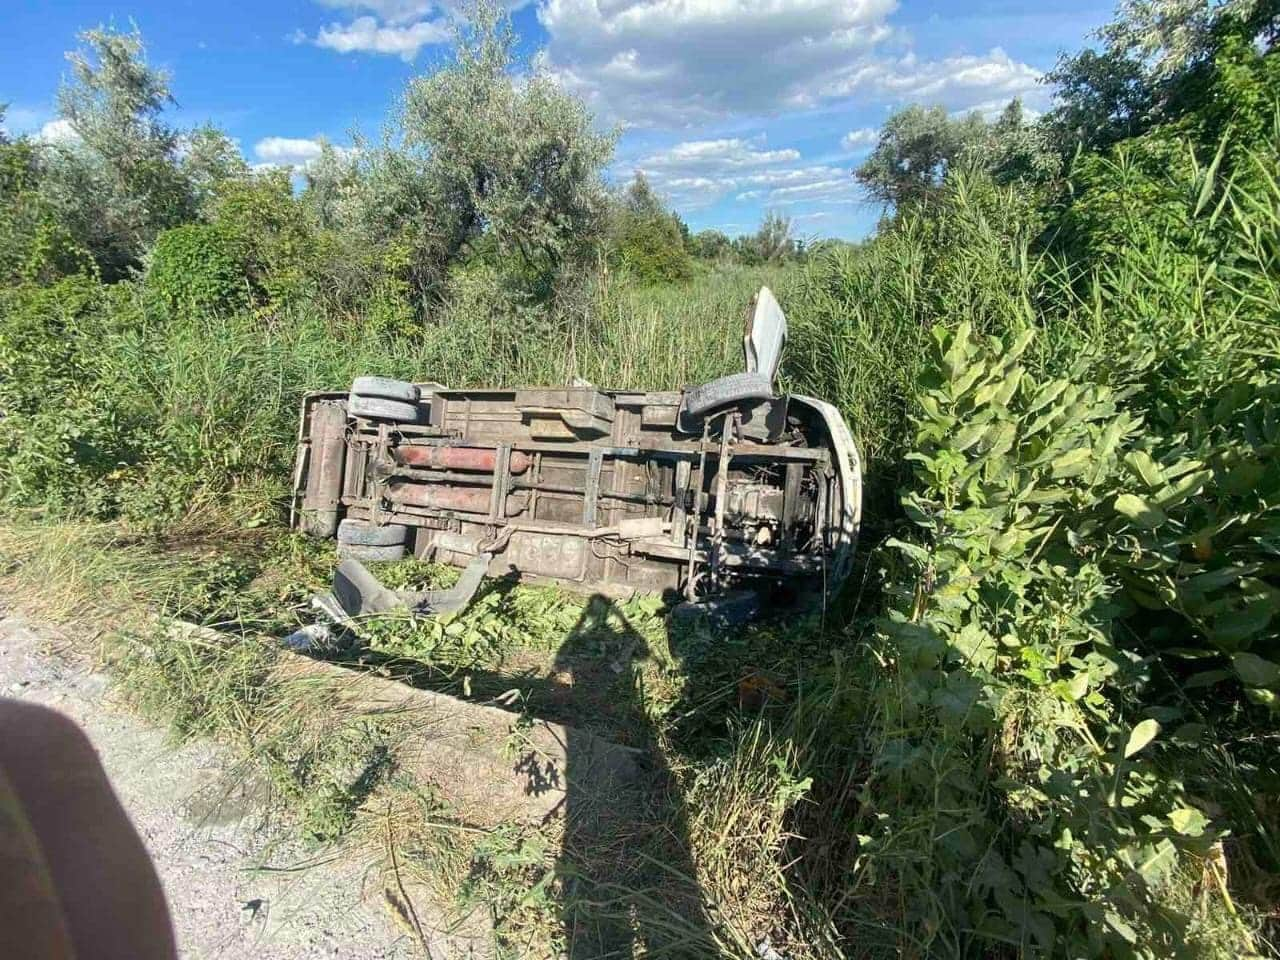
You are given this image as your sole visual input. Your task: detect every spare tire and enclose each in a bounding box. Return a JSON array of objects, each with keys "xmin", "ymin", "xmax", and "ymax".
[
  {"xmin": 347, "ymin": 395, "xmax": 419, "ymax": 423},
  {"xmin": 682, "ymin": 372, "xmax": 775, "ymax": 418},
  {"xmin": 337, "ymin": 542, "xmax": 406, "ymax": 562},
  {"xmin": 337, "ymin": 519, "xmax": 408, "ymax": 547},
  {"xmin": 351, "ymin": 376, "xmax": 419, "ymax": 403}
]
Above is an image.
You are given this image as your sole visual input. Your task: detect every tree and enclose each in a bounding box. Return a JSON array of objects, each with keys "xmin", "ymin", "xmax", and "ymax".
[
  {"xmin": 691, "ymin": 228, "xmax": 732, "ymax": 261},
  {"xmin": 985, "ymin": 98, "xmax": 1062, "ymax": 185},
  {"xmin": 181, "ymin": 125, "xmax": 249, "ymax": 215},
  {"xmin": 854, "ymin": 105, "xmax": 987, "ymax": 208},
  {"xmin": 609, "ymin": 172, "xmax": 692, "ymax": 283},
  {"xmin": 1043, "ymin": 0, "xmax": 1277, "ymax": 155},
  {"xmin": 397, "ymin": 1, "xmax": 614, "ymax": 302},
  {"xmin": 622, "ymin": 171, "xmax": 665, "ymax": 219},
  {"xmin": 42, "ymin": 26, "xmax": 196, "ymax": 278},
  {"xmin": 0, "ymin": 109, "xmax": 95, "ymax": 285},
  {"xmin": 735, "ymin": 211, "xmax": 795, "ymax": 264},
  {"xmin": 855, "ymin": 100, "xmax": 1062, "ymax": 211}
]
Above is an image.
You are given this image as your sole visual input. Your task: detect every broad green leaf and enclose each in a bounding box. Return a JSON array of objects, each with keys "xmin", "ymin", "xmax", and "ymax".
[
  {"xmin": 953, "ymin": 367, "xmax": 986, "ymax": 399},
  {"xmin": 1066, "ymin": 671, "xmax": 1089, "ymax": 701},
  {"xmin": 1024, "ymin": 404, "xmax": 1065, "ymax": 436},
  {"xmin": 1093, "ymin": 418, "xmax": 1125, "ymax": 465},
  {"xmin": 1136, "ymin": 838, "xmax": 1178, "ymax": 884},
  {"xmin": 1154, "ymin": 468, "xmax": 1210, "ymax": 509},
  {"xmin": 974, "ymin": 368, "xmax": 1022, "ymax": 408},
  {"xmin": 1123, "ymin": 450, "xmax": 1163, "ymax": 489},
  {"xmin": 1232, "ymin": 652, "xmax": 1280, "ymax": 688},
  {"xmin": 1026, "ymin": 378, "xmax": 1069, "ymax": 415},
  {"xmin": 1245, "ymin": 687, "xmax": 1278, "ymax": 709},
  {"xmin": 1169, "ymin": 807, "xmax": 1209, "ymax": 837},
  {"xmin": 991, "ymin": 528, "xmax": 1021, "ymax": 554},
  {"xmin": 886, "ymin": 537, "xmax": 931, "ymax": 565},
  {"xmin": 1184, "ymin": 668, "xmax": 1232, "ymax": 689},
  {"xmin": 982, "ymin": 421, "xmax": 1017, "ymax": 457},
  {"xmin": 1050, "ymin": 447, "xmax": 1091, "ymax": 478},
  {"xmin": 1182, "ymin": 565, "xmax": 1255, "ymax": 595},
  {"xmin": 1104, "ymin": 911, "xmax": 1138, "ymax": 943},
  {"xmin": 1224, "ymin": 457, "xmax": 1264, "ymax": 496},
  {"xmin": 1114, "ymin": 493, "xmax": 1166, "ymax": 530},
  {"xmin": 1212, "ymin": 602, "xmax": 1274, "ymax": 645},
  {"xmin": 1124, "ymin": 719, "xmax": 1160, "ymax": 758},
  {"xmin": 1006, "ymin": 328, "xmax": 1035, "ymax": 363},
  {"xmin": 994, "ymin": 367, "xmax": 1023, "ymax": 406},
  {"xmin": 951, "ymin": 421, "xmax": 988, "ymax": 452},
  {"xmin": 972, "ymin": 377, "xmax": 1002, "ymax": 408}
]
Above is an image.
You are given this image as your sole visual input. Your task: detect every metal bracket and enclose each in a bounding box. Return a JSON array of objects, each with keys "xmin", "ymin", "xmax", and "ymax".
[
  {"xmin": 582, "ymin": 449, "xmax": 604, "ymax": 526},
  {"xmin": 319, "ymin": 549, "xmax": 494, "ymax": 625}
]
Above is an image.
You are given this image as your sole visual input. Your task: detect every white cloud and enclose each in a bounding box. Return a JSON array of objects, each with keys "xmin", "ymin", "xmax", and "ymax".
[
  {"xmin": 253, "ymin": 136, "xmax": 352, "ymax": 169},
  {"xmin": 539, "ymin": 0, "xmax": 898, "ymax": 125},
  {"xmin": 537, "ymin": 0, "xmax": 1044, "ymax": 127},
  {"xmin": 316, "ymin": 0, "xmax": 436, "ymax": 24},
  {"xmin": 37, "ymin": 119, "xmax": 79, "ymax": 144},
  {"xmin": 622, "ymin": 135, "xmax": 809, "ymax": 208},
  {"xmin": 767, "ymin": 177, "xmax": 852, "ymax": 201},
  {"xmin": 620, "ymin": 135, "xmax": 860, "ymax": 211},
  {"xmin": 313, "ymin": 15, "xmax": 449, "ymax": 59},
  {"xmin": 827, "ymin": 48, "xmax": 1048, "ymax": 112},
  {"xmin": 841, "ymin": 127, "xmax": 878, "ymax": 150},
  {"xmin": 315, "ymin": 0, "xmax": 529, "ymax": 22},
  {"xmin": 639, "ymin": 137, "xmax": 800, "ymax": 172},
  {"xmin": 303, "ymin": 0, "xmax": 532, "ymax": 59}
]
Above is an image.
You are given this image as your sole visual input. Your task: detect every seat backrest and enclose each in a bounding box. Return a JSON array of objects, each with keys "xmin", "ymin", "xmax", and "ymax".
[{"xmin": 743, "ymin": 286, "xmax": 787, "ymax": 383}]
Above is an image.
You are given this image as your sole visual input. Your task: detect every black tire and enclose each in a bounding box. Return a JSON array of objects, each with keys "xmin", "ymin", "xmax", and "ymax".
[
  {"xmin": 347, "ymin": 394, "xmax": 419, "ymax": 422},
  {"xmin": 682, "ymin": 372, "xmax": 775, "ymax": 418},
  {"xmin": 671, "ymin": 590, "xmax": 761, "ymax": 629},
  {"xmin": 337, "ymin": 519, "xmax": 408, "ymax": 547},
  {"xmin": 351, "ymin": 376, "xmax": 419, "ymax": 403},
  {"xmin": 337, "ymin": 542, "xmax": 406, "ymax": 562}
]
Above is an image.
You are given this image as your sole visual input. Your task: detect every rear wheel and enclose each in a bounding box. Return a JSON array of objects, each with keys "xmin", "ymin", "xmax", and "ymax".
[
  {"xmin": 670, "ymin": 589, "xmax": 761, "ymax": 629},
  {"xmin": 347, "ymin": 394, "xmax": 419, "ymax": 422},
  {"xmin": 350, "ymin": 376, "xmax": 420, "ymax": 403},
  {"xmin": 337, "ymin": 519, "xmax": 408, "ymax": 547},
  {"xmin": 337, "ymin": 542, "xmax": 407, "ymax": 562}
]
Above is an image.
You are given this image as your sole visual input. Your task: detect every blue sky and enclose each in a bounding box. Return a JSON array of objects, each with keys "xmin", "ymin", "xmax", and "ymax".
[{"xmin": 2, "ymin": 0, "xmax": 1116, "ymax": 238}]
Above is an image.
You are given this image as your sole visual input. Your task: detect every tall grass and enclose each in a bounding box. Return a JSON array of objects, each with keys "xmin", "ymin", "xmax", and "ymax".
[{"xmin": 0, "ymin": 262, "xmax": 783, "ymax": 527}]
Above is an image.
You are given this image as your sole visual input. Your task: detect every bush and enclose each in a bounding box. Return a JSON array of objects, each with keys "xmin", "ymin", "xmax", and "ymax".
[
  {"xmin": 209, "ymin": 171, "xmax": 316, "ymax": 312},
  {"xmin": 0, "ymin": 276, "xmax": 137, "ymax": 516},
  {"xmin": 612, "ymin": 207, "xmax": 692, "ymax": 284},
  {"xmin": 861, "ymin": 321, "xmax": 1253, "ymax": 955},
  {"xmin": 606, "ymin": 173, "xmax": 693, "ymax": 285},
  {"xmin": 146, "ymin": 223, "xmax": 248, "ymax": 318}
]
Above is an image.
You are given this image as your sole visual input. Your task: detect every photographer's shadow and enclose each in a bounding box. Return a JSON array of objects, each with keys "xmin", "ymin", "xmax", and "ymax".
[{"xmin": 550, "ymin": 594, "xmax": 715, "ymax": 959}]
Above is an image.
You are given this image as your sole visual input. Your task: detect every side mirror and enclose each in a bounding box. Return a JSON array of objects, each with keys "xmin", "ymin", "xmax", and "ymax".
[{"xmin": 743, "ymin": 286, "xmax": 787, "ymax": 384}]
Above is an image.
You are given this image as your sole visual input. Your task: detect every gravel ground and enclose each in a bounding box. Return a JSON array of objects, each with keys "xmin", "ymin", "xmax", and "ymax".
[{"xmin": 0, "ymin": 609, "xmax": 480, "ymax": 959}]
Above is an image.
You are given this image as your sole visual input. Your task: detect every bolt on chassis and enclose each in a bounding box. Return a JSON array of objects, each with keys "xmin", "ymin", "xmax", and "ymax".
[{"xmin": 291, "ymin": 288, "xmax": 862, "ymax": 624}]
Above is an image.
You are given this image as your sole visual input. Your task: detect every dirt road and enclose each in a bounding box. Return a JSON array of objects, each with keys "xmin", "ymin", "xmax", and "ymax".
[{"xmin": 1, "ymin": 609, "xmax": 431, "ymax": 959}]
